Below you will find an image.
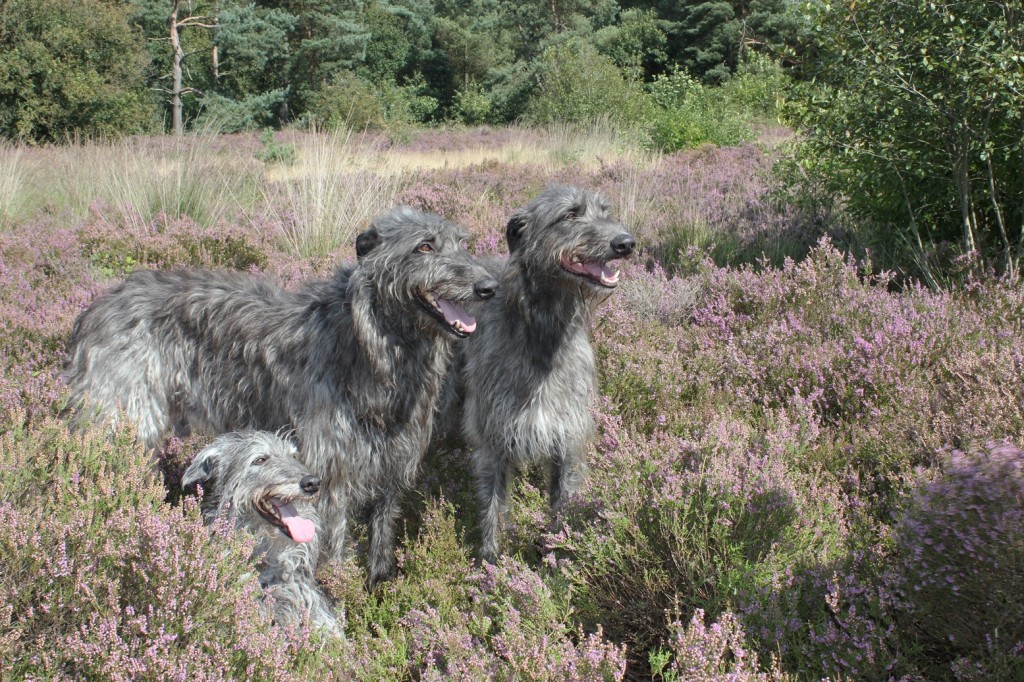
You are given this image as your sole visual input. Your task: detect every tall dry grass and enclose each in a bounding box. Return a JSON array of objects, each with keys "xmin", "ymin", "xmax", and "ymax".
[
  {"xmin": 1, "ymin": 122, "xmax": 656, "ymax": 253},
  {"xmin": 55, "ymin": 134, "xmax": 261, "ymax": 231},
  {"xmin": 0, "ymin": 143, "xmax": 33, "ymax": 228},
  {"xmin": 533, "ymin": 117, "xmax": 652, "ymax": 169},
  {"xmin": 261, "ymin": 130, "xmax": 405, "ymax": 257}
]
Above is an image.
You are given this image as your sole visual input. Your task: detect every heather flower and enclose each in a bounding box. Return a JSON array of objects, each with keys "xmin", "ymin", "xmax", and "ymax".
[
  {"xmin": 654, "ymin": 608, "xmax": 789, "ymax": 681},
  {"xmin": 893, "ymin": 443, "xmax": 1024, "ymax": 671}
]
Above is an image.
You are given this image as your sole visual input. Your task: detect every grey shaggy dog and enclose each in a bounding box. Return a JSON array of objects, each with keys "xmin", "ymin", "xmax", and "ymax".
[
  {"xmin": 182, "ymin": 431, "xmax": 341, "ymax": 635},
  {"xmin": 442, "ymin": 185, "xmax": 635, "ymax": 562},
  {"xmin": 65, "ymin": 206, "xmax": 499, "ymax": 586}
]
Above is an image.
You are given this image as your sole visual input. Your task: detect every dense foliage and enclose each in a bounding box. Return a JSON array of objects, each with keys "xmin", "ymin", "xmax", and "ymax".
[
  {"xmin": 788, "ymin": 0, "xmax": 1024, "ymax": 279},
  {"xmin": 0, "ymin": 130, "xmax": 1022, "ymax": 679},
  {"xmin": 0, "ymin": 0, "xmax": 154, "ymax": 142},
  {"xmin": 0, "ymin": 0, "xmax": 803, "ymax": 139}
]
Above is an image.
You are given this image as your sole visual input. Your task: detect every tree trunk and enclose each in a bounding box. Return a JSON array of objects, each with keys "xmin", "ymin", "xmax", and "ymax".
[{"xmin": 170, "ymin": 0, "xmax": 183, "ymax": 138}]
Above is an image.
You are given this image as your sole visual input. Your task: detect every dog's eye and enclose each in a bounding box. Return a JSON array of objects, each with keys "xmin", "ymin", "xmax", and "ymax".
[
  {"xmin": 252, "ymin": 456, "xmax": 268, "ymax": 466},
  {"xmin": 416, "ymin": 242, "xmax": 434, "ymax": 253},
  {"xmin": 563, "ymin": 210, "xmax": 578, "ymax": 220}
]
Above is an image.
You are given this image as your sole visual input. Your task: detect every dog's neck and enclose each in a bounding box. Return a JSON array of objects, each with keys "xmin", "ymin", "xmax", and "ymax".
[
  {"xmin": 340, "ymin": 270, "xmax": 451, "ymax": 435},
  {"xmin": 508, "ymin": 263, "xmax": 598, "ymax": 334}
]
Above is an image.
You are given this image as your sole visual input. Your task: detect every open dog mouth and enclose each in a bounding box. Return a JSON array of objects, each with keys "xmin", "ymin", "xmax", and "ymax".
[
  {"xmin": 560, "ymin": 255, "xmax": 621, "ymax": 288},
  {"xmin": 415, "ymin": 289, "xmax": 478, "ymax": 338},
  {"xmin": 256, "ymin": 496, "xmax": 317, "ymax": 544}
]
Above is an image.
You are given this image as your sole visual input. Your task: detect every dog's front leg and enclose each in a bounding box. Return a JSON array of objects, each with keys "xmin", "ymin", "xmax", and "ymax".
[
  {"xmin": 549, "ymin": 446, "xmax": 587, "ymax": 511},
  {"xmin": 366, "ymin": 486, "xmax": 402, "ymax": 589},
  {"xmin": 320, "ymin": 485, "xmax": 349, "ymax": 565},
  {"xmin": 474, "ymin": 445, "xmax": 513, "ymax": 564}
]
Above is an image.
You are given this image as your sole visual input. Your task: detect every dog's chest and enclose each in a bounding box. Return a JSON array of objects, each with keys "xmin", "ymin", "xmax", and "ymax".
[{"xmin": 507, "ymin": 331, "xmax": 596, "ymax": 455}]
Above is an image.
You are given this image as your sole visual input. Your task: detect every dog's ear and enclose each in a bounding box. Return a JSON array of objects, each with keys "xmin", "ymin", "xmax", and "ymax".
[
  {"xmin": 182, "ymin": 445, "xmax": 219, "ymax": 490},
  {"xmin": 355, "ymin": 227, "xmax": 381, "ymax": 259},
  {"xmin": 505, "ymin": 214, "xmax": 528, "ymax": 253}
]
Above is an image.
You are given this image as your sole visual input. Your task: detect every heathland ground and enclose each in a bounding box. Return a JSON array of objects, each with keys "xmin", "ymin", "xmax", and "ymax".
[{"xmin": 1, "ymin": 125, "xmax": 1022, "ymax": 680}]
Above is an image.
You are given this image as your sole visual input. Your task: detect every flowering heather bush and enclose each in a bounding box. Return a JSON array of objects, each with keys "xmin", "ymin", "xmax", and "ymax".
[
  {"xmin": 1, "ymin": 130, "xmax": 1023, "ymax": 680},
  {"xmin": 547, "ymin": 413, "xmax": 849, "ymax": 673},
  {"xmin": 0, "ymin": 421, "xmax": 334, "ymax": 681},
  {"xmin": 651, "ymin": 609, "xmax": 788, "ymax": 682},
  {"xmin": 598, "ymin": 242, "xmax": 1024, "ymax": 515},
  {"xmin": 400, "ymin": 556, "xmax": 627, "ymax": 681},
  {"xmin": 893, "ymin": 443, "xmax": 1024, "ymax": 677}
]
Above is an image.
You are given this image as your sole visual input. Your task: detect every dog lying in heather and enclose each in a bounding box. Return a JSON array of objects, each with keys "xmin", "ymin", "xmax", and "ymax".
[
  {"xmin": 182, "ymin": 431, "xmax": 341, "ymax": 635},
  {"xmin": 65, "ymin": 206, "xmax": 499, "ymax": 587},
  {"xmin": 440, "ymin": 185, "xmax": 636, "ymax": 561}
]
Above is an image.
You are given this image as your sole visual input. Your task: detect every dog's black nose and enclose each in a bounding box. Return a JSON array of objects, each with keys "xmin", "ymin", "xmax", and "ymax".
[
  {"xmin": 473, "ymin": 278, "xmax": 498, "ymax": 300},
  {"xmin": 300, "ymin": 475, "xmax": 320, "ymax": 494},
  {"xmin": 611, "ymin": 234, "xmax": 636, "ymax": 257}
]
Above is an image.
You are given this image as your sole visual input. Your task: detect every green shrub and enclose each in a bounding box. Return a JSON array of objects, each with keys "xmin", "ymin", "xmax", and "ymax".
[
  {"xmin": 376, "ymin": 78, "xmax": 439, "ymax": 125},
  {"xmin": 255, "ymin": 128, "xmax": 297, "ymax": 166},
  {"xmin": 788, "ymin": 0, "xmax": 1024, "ymax": 276},
  {"xmin": 199, "ymin": 89, "xmax": 287, "ymax": 133},
  {"xmin": 645, "ymin": 71, "xmax": 754, "ymax": 152},
  {"xmin": 525, "ymin": 40, "xmax": 653, "ymax": 127},
  {"xmin": 451, "ymin": 83, "xmax": 492, "ymax": 125},
  {"xmin": 305, "ymin": 72, "xmax": 386, "ymax": 131},
  {"xmin": 0, "ymin": 0, "xmax": 155, "ymax": 142}
]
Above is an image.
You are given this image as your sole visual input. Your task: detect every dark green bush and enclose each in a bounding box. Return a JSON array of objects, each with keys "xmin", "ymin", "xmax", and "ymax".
[{"xmin": 525, "ymin": 40, "xmax": 654, "ymax": 126}]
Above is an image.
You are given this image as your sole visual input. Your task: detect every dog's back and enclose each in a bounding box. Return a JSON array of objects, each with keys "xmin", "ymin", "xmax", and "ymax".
[{"xmin": 65, "ymin": 269, "xmax": 328, "ymax": 447}]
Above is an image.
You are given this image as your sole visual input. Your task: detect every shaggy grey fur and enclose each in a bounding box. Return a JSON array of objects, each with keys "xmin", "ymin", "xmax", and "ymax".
[
  {"xmin": 442, "ymin": 185, "xmax": 635, "ymax": 562},
  {"xmin": 65, "ymin": 206, "xmax": 499, "ymax": 586},
  {"xmin": 182, "ymin": 431, "xmax": 341, "ymax": 635}
]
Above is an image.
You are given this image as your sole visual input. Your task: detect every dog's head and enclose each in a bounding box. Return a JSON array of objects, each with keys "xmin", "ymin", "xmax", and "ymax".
[
  {"xmin": 352, "ymin": 206, "xmax": 499, "ymax": 339},
  {"xmin": 183, "ymin": 431, "xmax": 321, "ymax": 544},
  {"xmin": 505, "ymin": 185, "xmax": 635, "ymax": 292}
]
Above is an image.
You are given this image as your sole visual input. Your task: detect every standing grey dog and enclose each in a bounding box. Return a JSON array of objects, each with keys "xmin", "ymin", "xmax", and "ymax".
[
  {"xmin": 65, "ymin": 207, "xmax": 499, "ymax": 586},
  {"xmin": 182, "ymin": 431, "xmax": 341, "ymax": 635},
  {"xmin": 445, "ymin": 185, "xmax": 635, "ymax": 562}
]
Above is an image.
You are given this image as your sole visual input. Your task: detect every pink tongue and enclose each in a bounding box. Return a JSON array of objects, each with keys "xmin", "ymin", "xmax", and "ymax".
[
  {"xmin": 437, "ymin": 298, "xmax": 477, "ymax": 333},
  {"xmin": 272, "ymin": 499, "xmax": 316, "ymax": 543},
  {"xmin": 581, "ymin": 262, "xmax": 619, "ymax": 285}
]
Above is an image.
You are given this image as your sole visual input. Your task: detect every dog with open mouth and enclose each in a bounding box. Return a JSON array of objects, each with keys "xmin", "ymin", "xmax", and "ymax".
[
  {"xmin": 436, "ymin": 185, "xmax": 636, "ymax": 562},
  {"xmin": 183, "ymin": 431, "xmax": 341, "ymax": 635},
  {"xmin": 65, "ymin": 206, "xmax": 499, "ymax": 587}
]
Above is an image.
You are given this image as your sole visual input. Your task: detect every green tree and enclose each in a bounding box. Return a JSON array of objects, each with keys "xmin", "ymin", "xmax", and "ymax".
[
  {"xmin": 0, "ymin": 0, "xmax": 154, "ymax": 142},
  {"xmin": 203, "ymin": 2, "xmax": 295, "ymax": 131},
  {"xmin": 278, "ymin": 0, "xmax": 370, "ymax": 119},
  {"xmin": 790, "ymin": 0, "xmax": 1024, "ymax": 279},
  {"xmin": 623, "ymin": 0, "xmax": 803, "ymax": 81},
  {"xmin": 526, "ymin": 39, "xmax": 652, "ymax": 124},
  {"xmin": 593, "ymin": 8, "xmax": 670, "ymax": 80}
]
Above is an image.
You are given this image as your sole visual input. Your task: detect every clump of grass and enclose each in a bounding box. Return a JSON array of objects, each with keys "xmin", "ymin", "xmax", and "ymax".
[
  {"xmin": 42, "ymin": 132, "xmax": 261, "ymax": 230},
  {"xmin": 534, "ymin": 117, "xmax": 651, "ymax": 170},
  {"xmin": 255, "ymin": 129, "xmax": 298, "ymax": 166},
  {"xmin": 261, "ymin": 129, "xmax": 404, "ymax": 257},
  {"xmin": 0, "ymin": 143, "xmax": 33, "ymax": 228}
]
